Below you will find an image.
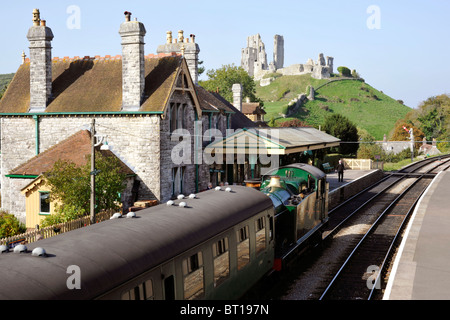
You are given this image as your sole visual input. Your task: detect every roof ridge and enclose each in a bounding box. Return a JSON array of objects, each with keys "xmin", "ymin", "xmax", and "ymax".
[
  {"xmin": 23, "ymin": 52, "xmax": 183, "ymax": 63},
  {"xmin": 8, "ymin": 130, "xmax": 91, "ymax": 176}
]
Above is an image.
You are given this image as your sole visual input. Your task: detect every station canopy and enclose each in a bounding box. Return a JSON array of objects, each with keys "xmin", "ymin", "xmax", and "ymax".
[{"xmin": 205, "ymin": 127, "xmax": 341, "ymax": 155}]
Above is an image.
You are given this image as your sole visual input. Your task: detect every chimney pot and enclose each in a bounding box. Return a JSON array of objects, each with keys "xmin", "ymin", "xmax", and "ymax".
[
  {"xmin": 32, "ymin": 8, "xmax": 40, "ymax": 26},
  {"xmin": 178, "ymin": 30, "xmax": 184, "ymax": 43},
  {"xmin": 124, "ymin": 11, "xmax": 131, "ymax": 22}
]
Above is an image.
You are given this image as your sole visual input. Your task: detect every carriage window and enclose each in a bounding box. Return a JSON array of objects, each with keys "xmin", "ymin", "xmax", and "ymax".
[
  {"xmin": 121, "ymin": 279, "xmax": 154, "ymax": 300},
  {"xmin": 182, "ymin": 252, "xmax": 204, "ymax": 300},
  {"xmin": 236, "ymin": 226, "xmax": 250, "ymax": 270},
  {"xmin": 255, "ymin": 217, "xmax": 266, "ymax": 254},
  {"xmin": 213, "ymin": 237, "xmax": 230, "ymax": 287}
]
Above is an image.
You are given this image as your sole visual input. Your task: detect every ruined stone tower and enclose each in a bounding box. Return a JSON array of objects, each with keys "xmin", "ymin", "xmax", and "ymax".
[
  {"xmin": 27, "ymin": 9, "xmax": 54, "ymax": 113},
  {"xmin": 273, "ymin": 35, "xmax": 284, "ymax": 70},
  {"xmin": 241, "ymin": 33, "xmax": 334, "ymax": 82},
  {"xmin": 241, "ymin": 34, "xmax": 268, "ymax": 78},
  {"xmin": 119, "ymin": 11, "xmax": 146, "ymax": 111}
]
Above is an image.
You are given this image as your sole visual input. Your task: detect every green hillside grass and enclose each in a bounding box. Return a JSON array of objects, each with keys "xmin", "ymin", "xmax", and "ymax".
[
  {"xmin": 0, "ymin": 73, "xmax": 14, "ymax": 89},
  {"xmin": 257, "ymin": 75, "xmax": 411, "ymax": 140},
  {"xmin": 0, "ymin": 73, "xmax": 14, "ymax": 99}
]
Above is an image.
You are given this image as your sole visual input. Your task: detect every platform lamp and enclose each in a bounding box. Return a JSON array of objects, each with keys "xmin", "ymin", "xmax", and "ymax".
[{"xmin": 90, "ymin": 119, "xmax": 110, "ymax": 224}]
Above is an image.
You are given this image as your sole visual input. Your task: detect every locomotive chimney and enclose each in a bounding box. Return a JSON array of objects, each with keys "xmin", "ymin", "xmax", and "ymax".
[{"xmin": 268, "ymin": 176, "xmax": 282, "ymax": 189}]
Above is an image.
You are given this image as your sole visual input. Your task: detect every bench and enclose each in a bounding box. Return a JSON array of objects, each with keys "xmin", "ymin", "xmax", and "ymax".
[{"xmin": 322, "ymin": 162, "xmax": 333, "ymax": 173}]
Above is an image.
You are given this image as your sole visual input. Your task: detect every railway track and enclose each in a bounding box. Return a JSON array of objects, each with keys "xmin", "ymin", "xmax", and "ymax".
[
  {"xmin": 275, "ymin": 155, "xmax": 450, "ymax": 300},
  {"xmin": 319, "ymin": 176, "xmax": 432, "ymax": 300}
]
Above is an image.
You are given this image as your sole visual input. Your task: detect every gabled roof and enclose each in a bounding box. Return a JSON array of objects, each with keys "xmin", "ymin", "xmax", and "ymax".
[
  {"xmin": 195, "ymin": 85, "xmax": 234, "ymax": 113},
  {"xmin": 242, "ymin": 102, "xmax": 266, "ymax": 115},
  {"xmin": 202, "ymin": 91, "xmax": 262, "ymax": 130},
  {"xmin": 7, "ymin": 130, "xmax": 134, "ymax": 177},
  {"xmin": 0, "ymin": 54, "xmax": 199, "ymax": 115},
  {"xmin": 204, "ymin": 127, "xmax": 340, "ymax": 155}
]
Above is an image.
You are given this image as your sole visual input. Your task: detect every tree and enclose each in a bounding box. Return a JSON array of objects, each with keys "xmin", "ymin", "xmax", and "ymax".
[
  {"xmin": 323, "ymin": 114, "xmax": 359, "ymax": 155},
  {"xmin": 416, "ymin": 94, "xmax": 450, "ymax": 140},
  {"xmin": 279, "ymin": 118, "xmax": 308, "ymax": 127},
  {"xmin": 199, "ymin": 64, "xmax": 258, "ymax": 103},
  {"xmin": 0, "ymin": 211, "xmax": 26, "ymax": 238},
  {"xmin": 390, "ymin": 120, "xmax": 424, "ymax": 149},
  {"xmin": 337, "ymin": 66, "xmax": 351, "ymax": 77},
  {"xmin": 43, "ymin": 151, "xmax": 127, "ymax": 222},
  {"xmin": 357, "ymin": 128, "xmax": 385, "ymax": 160}
]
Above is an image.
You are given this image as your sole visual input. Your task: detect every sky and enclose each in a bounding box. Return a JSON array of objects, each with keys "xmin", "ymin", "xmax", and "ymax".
[{"xmin": 1, "ymin": 0, "xmax": 449, "ymax": 109}]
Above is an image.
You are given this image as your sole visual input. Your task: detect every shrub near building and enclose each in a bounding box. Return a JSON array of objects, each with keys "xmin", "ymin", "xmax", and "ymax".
[{"xmin": 0, "ymin": 211, "xmax": 26, "ymax": 238}]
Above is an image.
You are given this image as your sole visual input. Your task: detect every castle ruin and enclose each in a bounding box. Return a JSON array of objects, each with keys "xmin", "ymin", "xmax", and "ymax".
[{"xmin": 241, "ymin": 34, "xmax": 334, "ymax": 85}]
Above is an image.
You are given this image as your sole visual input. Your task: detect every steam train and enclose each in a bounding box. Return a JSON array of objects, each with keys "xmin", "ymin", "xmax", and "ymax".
[{"xmin": 0, "ymin": 163, "xmax": 328, "ymax": 300}]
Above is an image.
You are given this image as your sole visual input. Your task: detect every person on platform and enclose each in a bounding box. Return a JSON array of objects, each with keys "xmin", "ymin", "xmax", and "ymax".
[{"xmin": 336, "ymin": 160, "xmax": 345, "ymax": 182}]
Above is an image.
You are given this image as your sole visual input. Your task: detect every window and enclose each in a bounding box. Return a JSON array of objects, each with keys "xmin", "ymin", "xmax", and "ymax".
[
  {"xmin": 39, "ymin": 192, "xmax": 50, "ymax": 214},
  {"xmin": 177, "ymin": 103, "xmax": 184, "ymax": 129},
  {"xmin": 213, "ymin": 237, "xmax": 229, "ymax": 287},
  {"xmin": 182, "ymin": 252, "xmax": 204, "ymax": 300},
  {"xmin": 121, "ymin": 279, "xmax": 154, "ymax": 300},
  {"xmin": 170, "ymin": 103, "xmax": 177, "ymax": 132},
  {"xmin": 236, "ymin": 226, "xmax": 250, "ymax": 270},
  {"xmin": 255, "ymin": 217, "xmax": 266, "ymax": 254},
  {"xmin": 172, "ymin": 166, "xmax": 186, "ymax": 197}
]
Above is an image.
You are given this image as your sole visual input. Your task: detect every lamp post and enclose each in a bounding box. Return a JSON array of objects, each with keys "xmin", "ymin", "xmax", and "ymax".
[
  {"xmin": 90, "ymin": 119, "xmax": 96, "ymax": 224},
  {"xmin": 89, "ymin": 119, "xmax": 110, "ymax": 224}
]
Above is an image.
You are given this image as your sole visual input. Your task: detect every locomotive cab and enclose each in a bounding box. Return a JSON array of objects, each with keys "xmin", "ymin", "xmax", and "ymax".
[{"xmin": 260, "ymin": 163, "xmax": 329, "ymax": 270}]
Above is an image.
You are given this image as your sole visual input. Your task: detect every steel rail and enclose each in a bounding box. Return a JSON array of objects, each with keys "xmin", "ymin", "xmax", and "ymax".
[
  {"xmin": 367, "ymin": 183, "xmax": 429, "ymax": 300},
  {"xmin": 323, "ymin": 174, "xmax": 404, "ymax": 240},
  {"xmin": 319, "ymin": 175, "xmax": 427, "ymax": 300}
]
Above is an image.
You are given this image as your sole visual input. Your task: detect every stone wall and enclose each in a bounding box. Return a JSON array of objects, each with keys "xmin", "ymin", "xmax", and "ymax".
[
  {"xmin": 1, "ymin": 108, "xmax": 226, "ymax": 221},
  {"xmin": 328, "ymin": 169, "xmax": 385, "ymax": 210},
  {"xmin": 1, "ymin": 115, "xmax": 163, "ymax": 221}
]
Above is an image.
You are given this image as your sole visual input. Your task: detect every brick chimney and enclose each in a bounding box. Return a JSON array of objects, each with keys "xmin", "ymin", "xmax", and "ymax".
[
  {"xmin": 119, "ymin": 11, "xmax": 146, "ymax": 111},
  {"xmin": 27, "ymin": 9, "xmax": 54, "ymax": 112},
  {"xmin": 156, "ymin": 30, "xmax": 200, "ymax": 85},
  {"xmin": 232, "ymin": 83, "xmax": 243, "ymax": 113}
]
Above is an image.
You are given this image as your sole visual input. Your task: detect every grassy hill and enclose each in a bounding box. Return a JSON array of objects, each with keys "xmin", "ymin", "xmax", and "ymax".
[
  {"xmin": 0, "ymin": 73, "xmax": 14, "ymax": 89},
  {"xmin": 0, "ymin": 73, "xmax": 14, "ymax": 99},
  {"xmin": 257, "ymin": 74, "xmax": 411, "ymax": 140}
]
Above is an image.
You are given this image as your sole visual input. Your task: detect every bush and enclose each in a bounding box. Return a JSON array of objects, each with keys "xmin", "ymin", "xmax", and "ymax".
[
  {"xmin": 40, "ymin": 204, "xmax": 85, "ymax": 228},
  {"xmin": 337, "ymin": 66, "xmax": 351, "ymax": 77},
  {"xmin": 0, "ymin": 211, "xmax": 26, "ymax": 238}
]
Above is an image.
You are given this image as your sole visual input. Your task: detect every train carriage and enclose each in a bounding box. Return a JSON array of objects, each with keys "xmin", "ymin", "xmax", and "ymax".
[
  {"xmin": 0, "ymin": 163, "xmax": 329, "ymax": 300},
  {"xmin": 0, "ymin": 186, "xmax": 274, "ymax": 300}
]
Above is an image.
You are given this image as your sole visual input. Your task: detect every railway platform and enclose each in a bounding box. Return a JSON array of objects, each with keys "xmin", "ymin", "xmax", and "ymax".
[
  {"xmin": 326, "ymin": 169, "xmax": 378, "ymax": 191},
  {"xmin": 384, "ymin": 170, "xmax": 450, "ymax": 300}
]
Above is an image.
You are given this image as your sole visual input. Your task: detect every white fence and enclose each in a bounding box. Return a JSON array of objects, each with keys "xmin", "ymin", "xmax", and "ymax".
[{"xmin": 343, "ymin": 158, "xmax": 383, "ymax": 170}]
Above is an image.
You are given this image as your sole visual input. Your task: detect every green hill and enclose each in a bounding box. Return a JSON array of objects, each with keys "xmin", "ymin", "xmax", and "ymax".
[
  {"xmin": 0, "ymin": 73, "xmax": 14, "ymax": 99},
  {"xmin": 257, "ymin": 74, "xmax": 411, "ymax": 140}
]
